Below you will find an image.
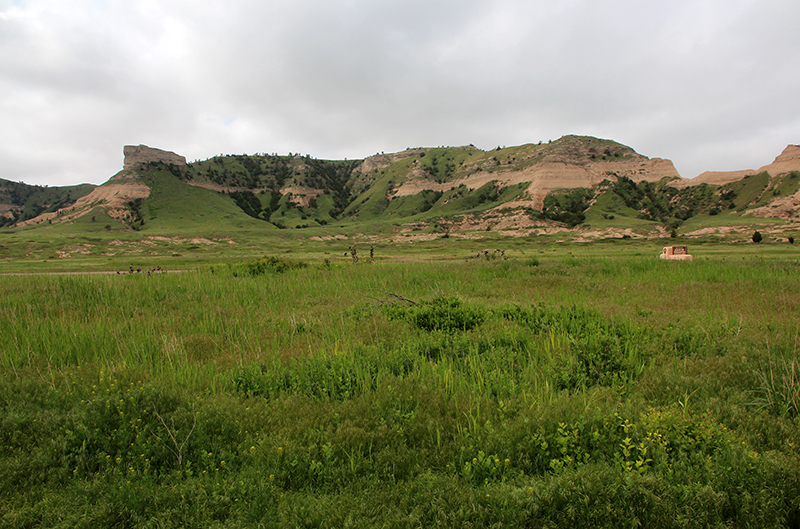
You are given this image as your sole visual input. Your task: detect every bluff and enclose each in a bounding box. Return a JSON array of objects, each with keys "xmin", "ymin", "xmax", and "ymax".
[
  {"xmin": 351, "ymin": 136, "xmax": 681, "ymax": 212},
  {"xmin": 123, "ymin": 145, "xmax": 186, "ymax": 170},
  {"xmin": 673, "ymin": 144, "xmax": 800, "ymax": 187},
  {"xmin": 14, "ymin": 145, "xmax": 175, "ymax": 227}
]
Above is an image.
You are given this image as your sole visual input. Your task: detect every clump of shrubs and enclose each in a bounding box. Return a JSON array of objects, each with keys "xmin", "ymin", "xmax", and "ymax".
[
  {"xmin": 230, "ymin": 256, "xmax": 307, "ymax": 276},
  {"xmin": 384, "ymin": 296, "xmax": 487, "ymax": 332}
]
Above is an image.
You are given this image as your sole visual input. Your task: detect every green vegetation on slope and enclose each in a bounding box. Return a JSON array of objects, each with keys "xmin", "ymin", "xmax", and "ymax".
[
  {"xmin": 139, "ymin": 169, "xmax": 271, "ymax": 235},
  {"xmin": 182, "ymin": 155, "xmax": 358, "ymax": 218}
]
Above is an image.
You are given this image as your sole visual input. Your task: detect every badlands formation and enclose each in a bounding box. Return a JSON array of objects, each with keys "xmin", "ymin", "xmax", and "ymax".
[
  {"xmin": 123, "ymin": 144, "xmax": 186, "ymax": 170},
  {"xmin": 366, "ymin": 137, "xmax": 680, "ymax": 210},
  {"xmin": 17, "ymin": 145, "xmax": 183, "ymax": 227},
  {"xmin": 10, "ymin": 140, "xmax": 800, "ymax": 229}
]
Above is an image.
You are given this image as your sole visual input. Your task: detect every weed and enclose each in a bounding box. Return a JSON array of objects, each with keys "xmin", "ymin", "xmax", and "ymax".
[{"xmin": 751, "ymin": 342, "xmax": 800, "ymax": 418}]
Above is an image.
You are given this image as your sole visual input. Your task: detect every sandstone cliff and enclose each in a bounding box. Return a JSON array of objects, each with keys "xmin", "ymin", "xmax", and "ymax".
[
  {"xmin": 672, "ymin": 144, "xmax": 800, "ymax": 188},
  {"xmin": 123, "ymin": 145, "xmax": 186, "ymax": 170},
  {"xmin": 386, "ymin": 136, "xmax": 680, "ymax": 209},
  {"xmin": 16, "ymin": 176, "xmax": 151, "ymax": 227},
  {"xmin": 761, "ymin": 145, "xmax": 800, "ymax": 175},
  {"xmin": 16, "ymin": 144, "xmax": 188, "ymax": 227}
]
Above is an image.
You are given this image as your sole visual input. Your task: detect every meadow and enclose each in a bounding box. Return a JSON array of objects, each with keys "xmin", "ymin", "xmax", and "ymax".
[{"xmin": 1, "ymin": 244, "xmax": 799, "ymax": 527}]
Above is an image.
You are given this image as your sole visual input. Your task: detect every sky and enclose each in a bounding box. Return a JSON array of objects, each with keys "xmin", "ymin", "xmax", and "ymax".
[{"xmin": 2, "ymin": 0, "xmax": 800, "ymax": 187}]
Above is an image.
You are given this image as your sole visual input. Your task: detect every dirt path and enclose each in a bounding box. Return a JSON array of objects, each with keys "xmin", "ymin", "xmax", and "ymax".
[{"xmin": 0, "ymin": 269, "xmax": 193, "ymax": 276}]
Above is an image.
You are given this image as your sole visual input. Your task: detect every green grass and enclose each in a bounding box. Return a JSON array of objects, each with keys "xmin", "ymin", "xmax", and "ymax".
[
  {"xmin": 584, "ymin": 191, "xmax": 659, "ymax": 227},
  {"xmin": 1, "ymin": 253, "xmax": 800, "ymax": 526},
  {"xmin": 141, "ymin": 170, "xmax": 270, "ymax": 235},
  {"xmin": 771, "ymin": 171, "xmax": 800, "ymax": 198},
  {"xmin": 678, "ymin": 209, "xmax": 785, "ymax": 231},
  {"xmin": 724, "ymin": 172, "xmax": 771, "ymax": 211}
]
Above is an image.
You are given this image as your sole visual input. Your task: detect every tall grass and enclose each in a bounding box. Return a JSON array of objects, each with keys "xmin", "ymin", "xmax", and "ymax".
[{"xmin": 1, "ymin": 256, "xmax": 799, "ymax": 527}]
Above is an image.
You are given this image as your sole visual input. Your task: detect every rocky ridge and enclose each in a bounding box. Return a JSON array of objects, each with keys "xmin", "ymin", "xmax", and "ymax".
[
  {"xmin": 384, "ymin": 136, "xmax": 680, "ymax": 209},
  {"xmin": 123, "ymin": 145, "xmax": 186, "ymax": 170},
  {"xmin": 673, "ymin": 145, "xmax": 800, "ymax": 187},
  {"xmin": 7, "ymin": 139, "xmax": 800, "ymax": 232}
]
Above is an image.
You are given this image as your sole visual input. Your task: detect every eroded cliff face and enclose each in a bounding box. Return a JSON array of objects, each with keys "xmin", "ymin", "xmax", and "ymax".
[
  {"xmin": 16, "ymin": 145, "xmax": 187, "ymax": 227},
  {"xmin": 123, "ymin": 145, "xmax": 186, "ymax": 170},
  {"xmin": 383, "ymin": 137, "xmax": 681, "ymax": 210},
  {"xmin": 673, "ymin": 145, "xmax": 800, "ymax": 188},
  {"xmin": 763, "ymin": 145, "xmax": 800, "ymax": 175},
  {"xmin": 15, "ymin": 181, "xmax": 151, "ymax": 227}
]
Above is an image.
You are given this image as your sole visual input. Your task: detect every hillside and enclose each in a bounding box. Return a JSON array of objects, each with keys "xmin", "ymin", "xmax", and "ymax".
[
  {"xmin": 668, "ymin": 145, "xmax": 800, "ymax": 223},
  {"xmin": 0, "ymin": 178, "xmax": 95, "ymax": 227},
  {"xmin": 2, "ymin": 138, "xmax": 799, "ymax": 243}
]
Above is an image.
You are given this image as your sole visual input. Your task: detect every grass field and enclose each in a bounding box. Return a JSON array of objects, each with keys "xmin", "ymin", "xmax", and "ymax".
[{"xmin": 1, "ymin": 242, "xmax": 799, "ymax": 527}]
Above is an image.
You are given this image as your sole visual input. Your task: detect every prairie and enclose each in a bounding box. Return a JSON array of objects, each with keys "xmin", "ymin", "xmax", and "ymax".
[{"xmin": 1, "ymin": 244, "xmax": 799, "ymax": 527}]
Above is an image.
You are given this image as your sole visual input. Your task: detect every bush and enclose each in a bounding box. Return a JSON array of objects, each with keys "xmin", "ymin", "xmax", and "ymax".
[
  {"xmin": 232, "ymin": 256, "xmax": 307, "ymax": 276},
  {"xmin": 752, "ymin": 231, "xmax": 763, "ymax": 243},
  {"xmin": 384, "ymin": 296, "xmax": 487, "ymax": 332}
]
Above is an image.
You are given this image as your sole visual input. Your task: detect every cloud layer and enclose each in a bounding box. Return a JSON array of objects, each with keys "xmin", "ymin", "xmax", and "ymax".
[{"xmin": 2, "ymin": 0, "xmax": 800, "ymax": 186}]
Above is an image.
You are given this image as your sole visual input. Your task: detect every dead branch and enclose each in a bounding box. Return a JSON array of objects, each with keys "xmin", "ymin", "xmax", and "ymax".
[
  {"xmin": 152, "ymin": 407, "xmax": 196, "ymax": 468},
  {"xmin": 353, "ymin": 288, "xmax": 417, "ymax": 306}
]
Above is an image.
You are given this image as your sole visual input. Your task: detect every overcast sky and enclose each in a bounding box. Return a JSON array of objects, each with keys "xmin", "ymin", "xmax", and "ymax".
[{"xmin": 2, "ymin": 0, "xmax": 800, "ymax": 186}]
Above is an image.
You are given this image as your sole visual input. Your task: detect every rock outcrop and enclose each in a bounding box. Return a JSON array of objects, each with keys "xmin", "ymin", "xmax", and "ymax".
[
  {"xmin": 15, "ymin": 145, "xmax": 185, "ymax": 227},
  {"xmin": 123, "ymin": 145, "xmax": 186, "ymax": 170},
  {"xmin": 388, "ymin": 136, "xmax": 680, "ymax": 209},
  {"xmin": 672, "ymin": 145, "xmax": 800, "ymax": 188},
  {"xmin": 672, "ymin": 169, "xmax": 753, "ymax": 188},
  {"xmin": 761, "ymin": 145, "xmax": 800, "ymax": 175},
  {"xmin": 15, "ymin": 181, "xmax": 151, "ymax": 227},
  {"xmin": 356, "ymin": 149, "xmax": 427, "ymax": 175}
]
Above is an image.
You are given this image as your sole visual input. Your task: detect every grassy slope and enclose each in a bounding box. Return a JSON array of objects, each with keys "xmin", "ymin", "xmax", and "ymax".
[
  {"xmin": 141, "ymin": 170, "xmax": 271, "ymax": 236},
  {"xmin": 584, "ymin": 191, "xmax": 658, "ymax": 228},
  {"xmin": 0, "ymin": 171, "xmax": 286, "ymax": 271}
]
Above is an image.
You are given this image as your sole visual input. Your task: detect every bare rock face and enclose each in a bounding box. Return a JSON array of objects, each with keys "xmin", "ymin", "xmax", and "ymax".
[
  {"xmin": 356, "ymin": 149, "xmax": 427, "ymax": 175},
  {"xmin": 123, "ymin": 145, "xmax": 186, "ymax": 170},
  {"xmin": 672, "ymin": 144, "xmax": 800, "ymax": 188},
  {"xmin": 762, "ymin": 145, "xmax": 800, "ymax": 175}
]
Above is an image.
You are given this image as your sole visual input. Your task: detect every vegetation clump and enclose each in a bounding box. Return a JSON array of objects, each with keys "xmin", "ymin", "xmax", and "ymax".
[
  {"xmin": 384, "ymin": 295, "xmax": 487, "ymax": 332},
  {"xmin": 230, "ymin": 256, "xmax": 307, "ymax": 276}
]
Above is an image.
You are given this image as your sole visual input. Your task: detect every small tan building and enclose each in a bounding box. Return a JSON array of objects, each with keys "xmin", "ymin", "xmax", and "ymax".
[{"xmin": 660, "ymin": 246, "xmax": 693, "ymax": 261}]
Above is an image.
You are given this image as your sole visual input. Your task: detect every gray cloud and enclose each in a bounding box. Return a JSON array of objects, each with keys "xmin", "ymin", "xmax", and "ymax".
[{"xmin": 1, "ymin": 0, "xmax": 799, "ymax": 186}]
